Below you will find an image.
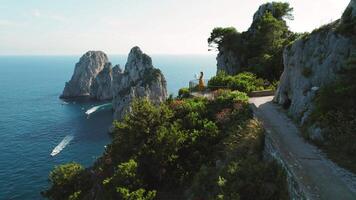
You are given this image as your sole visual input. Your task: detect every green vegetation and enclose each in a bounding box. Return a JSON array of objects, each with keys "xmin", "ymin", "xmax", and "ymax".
[
  {"xmin": 42, "ymin": 162, "xmax": 90, "ymax": 199},
  {"xmin": 308, "ymin": 53, "xmax": 356, "ymax": 173},
  {"xmin": 44, "ymin": 90, "xmax": 287, "ymax": 199},
  {"xmin": 208, "ymin": 27, "xmax": 242, "ymax": 51},
  {"xmin": 208, "ymin": 71, "xmax": 276, "ymax": 93},
  {"xmin": 208, "ymin": 2, "xmax": 299, "ymax": 81},
  {"xmin": 143, "ymin": 68, "xmax": 163, "ymax": 86},
  {"xmin": 177, "ymin": 87, "xmax": 191, "ymax": 99}
]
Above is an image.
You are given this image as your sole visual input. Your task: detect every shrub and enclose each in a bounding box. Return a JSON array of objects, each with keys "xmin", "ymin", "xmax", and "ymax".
[
  {"xmin": 187, "ymin": 120, "xmax": 289, "ymax": 200},
  {"xmin": 208, "ymin": 71, "xmax": 270, "ymax": 93},
  {"xmin": 178, "ymin": 87, "xmax": 191, "ymax": 99},
  {"xmin": 43, "ymin": 163, "xmax": 89, "ymax": 200},
  {"xmin": 44, "ymin": 91, "xmax": 287, "ymax": 200}
]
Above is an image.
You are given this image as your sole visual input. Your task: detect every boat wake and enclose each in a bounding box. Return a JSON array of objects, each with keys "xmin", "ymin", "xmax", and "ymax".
[
  {"xmin": 51, "ymin": 135, "xmax": 74, "ymax": 156},
  {"xmin": 85, "ymin": 103, "xmax": 112, "ymax": 116}
]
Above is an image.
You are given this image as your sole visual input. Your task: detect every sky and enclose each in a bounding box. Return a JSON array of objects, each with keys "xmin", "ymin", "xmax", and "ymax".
[{"xmin": 0, "ymin": 0, "xmax": 351, "ymax": 55}]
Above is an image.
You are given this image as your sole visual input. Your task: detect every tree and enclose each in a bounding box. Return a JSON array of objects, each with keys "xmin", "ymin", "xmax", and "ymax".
[
  {"xmin": 43, "ymin": 162, "xmax": 88, "ymax": 200},
  {"xmin": 208, "ymin": 2, "xmax": 295, "ymax": 81},
  {"xmin": 208, "ymin": 27, "xmax": 242, "ymax": 51}
]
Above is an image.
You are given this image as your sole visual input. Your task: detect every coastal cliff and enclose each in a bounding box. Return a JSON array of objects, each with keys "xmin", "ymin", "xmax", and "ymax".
[{"xmin": 60, "ymin": 46, "xmax": 167, "ymax": 120}]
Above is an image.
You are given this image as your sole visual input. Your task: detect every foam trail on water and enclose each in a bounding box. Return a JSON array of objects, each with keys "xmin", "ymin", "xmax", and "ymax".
[
  {"xmin": 51, "ymin": 135, "xmax": 74, "ymax": 156},
  {"xmin": 85, "ymin": 103, "xmax": 112, "ymax": 115}
]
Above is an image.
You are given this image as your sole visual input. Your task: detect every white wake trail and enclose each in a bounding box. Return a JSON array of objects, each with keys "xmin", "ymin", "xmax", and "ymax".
[
  {"xmin": 51, "ymin": 135, "xmax": 74, "ymax": 156},
  {"xmin": 85, "ymin": 103, "xmax": 112, "ymax": 115}
]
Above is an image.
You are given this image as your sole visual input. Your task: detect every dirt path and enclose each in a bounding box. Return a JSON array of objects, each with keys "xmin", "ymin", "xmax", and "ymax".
[{"xmin": 250, "ymin": 96, "xmax": 356, "ymax": 200}]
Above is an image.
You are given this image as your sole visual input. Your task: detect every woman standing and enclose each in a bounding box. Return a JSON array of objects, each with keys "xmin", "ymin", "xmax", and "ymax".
[{"xmin": 198, "ymin": 71, "xmax": 205, "ymax": 91}]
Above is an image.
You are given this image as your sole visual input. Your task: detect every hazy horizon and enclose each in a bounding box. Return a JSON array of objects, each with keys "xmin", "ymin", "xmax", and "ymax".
[{"xmin": 0, "ymin": 0, "xmax": 350, "ymax": 55}]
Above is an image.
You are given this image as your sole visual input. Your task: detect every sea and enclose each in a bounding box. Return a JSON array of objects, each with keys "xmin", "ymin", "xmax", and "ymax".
[{"xmin": 0, "ymin": 55, "xmax": 216, "ymax": 199}]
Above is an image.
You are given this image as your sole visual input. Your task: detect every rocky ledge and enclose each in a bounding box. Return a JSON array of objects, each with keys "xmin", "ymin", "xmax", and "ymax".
[{"xmin": 60, "ymin": 46, "xmax": 167, "ymax": 120}]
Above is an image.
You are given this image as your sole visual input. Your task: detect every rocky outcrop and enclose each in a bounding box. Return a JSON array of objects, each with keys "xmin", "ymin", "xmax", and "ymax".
[
  {"xmin": 61, "ymin": 51, "xmax": 109, "ymax": 98},
  {"xmin": 216, "ymin": 47, "xmax": 241, "ymax": 75},
  {"xmin": 274, "ymin": 2, "xmax": 355, "ymax": 138},
  {"xmin": 112, "ymin": 47, "xmax": 167, "ymax": 120},
  {"xmin": 252, "ymin": 3, "xmax": 276, "ymax": 22},
  {"xmin": 60, "ymin": 46, "xmax": 167, "ymax": 120},
  {"xmin": 90, "ymin": 62, "xmax": 113, "ymax": 100},
  {"xmin": 215, "ymin": 2, "xmax": 291, "ymax": 77}
]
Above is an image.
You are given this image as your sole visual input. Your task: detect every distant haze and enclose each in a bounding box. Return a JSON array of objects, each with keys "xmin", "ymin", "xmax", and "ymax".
[{"xmin": 0, "ymin": 0, "xmax": 350, "ymax": 55}]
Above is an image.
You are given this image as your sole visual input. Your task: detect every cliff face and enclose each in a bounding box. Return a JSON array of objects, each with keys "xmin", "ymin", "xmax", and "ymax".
[
  {"xmin": 90, "ymin": 62, "xmax": 113, "ymax": 100},
  {"xmin": 112, "ymin": 47, "xmax": 167, "ymax": 120},
  {"xmin": 216, "ymin": 47, "xmax": 241, "ymax": 75},
  {"xmin": 60, "ymin": 47, "xmax": 167, "ymax": 120},
  {"xmin": 60, "ymin": 51, "xmax": 109, "ymax": 98},
  {"xmin": 274, "ymin": 1, "xmax": 355, "ymax": 138}
]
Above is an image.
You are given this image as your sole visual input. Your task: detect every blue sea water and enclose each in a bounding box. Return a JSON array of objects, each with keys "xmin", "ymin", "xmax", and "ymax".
[{"xmin": 0, "ymin": 55, "xmax": 216, "ymax": 199}]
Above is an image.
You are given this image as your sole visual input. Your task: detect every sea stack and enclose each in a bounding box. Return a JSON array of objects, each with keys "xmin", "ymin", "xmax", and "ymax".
[
  {"xmin": 90, "ymin": 62, "xmax": 113, "ymax": 100},
  {"xmin": 112, "ymin": 46, "xmax": 168, "ymax": 120},
  {"xmin": 60, "ymin": 51, "xmax": 109, "ymax": 98},
  {"xmin": 60, "ymin": 46, "xmax": 167, "ymax": 120}
]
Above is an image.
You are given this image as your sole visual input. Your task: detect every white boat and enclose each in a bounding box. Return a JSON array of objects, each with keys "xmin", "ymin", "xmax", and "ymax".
[{"xmin": 50, "ymin": 135, "xmax": 74, "ymax": 156}]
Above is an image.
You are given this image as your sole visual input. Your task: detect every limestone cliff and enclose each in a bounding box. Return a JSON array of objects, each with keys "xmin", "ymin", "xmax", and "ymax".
[
  {"xmin": 274, "ymin": 1, "xmax": 355, "ymax": 138},
  {"xmin": 90, "ymin": 62, "xmax": 113, "ymax": 100},
  {"xmin": 60, "ymin": 51, "xmax": 109, "ymax": 98},
  {"xmin": 112, "ymin": 47, "xmax": 167, "ymax": 120},
  {"xmin": 216, "ymin": 47, "xmax": 241, "ymax": 75}
]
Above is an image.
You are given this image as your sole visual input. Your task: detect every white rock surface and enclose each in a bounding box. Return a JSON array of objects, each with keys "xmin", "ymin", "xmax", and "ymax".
[
  {"xmin": 61, "ymin": 47, "xmax": 167, "ymax": 121},
  {"xmin": 274, "ymin": 21, "xmax": 354, "ymax": 123},
  {"xmin": 61, "ymin": 51, "xmax": 109, "ymax": 98},
  {"xmin": 112, "ymin": 47, "xmax": 167, "ymax": 120}
]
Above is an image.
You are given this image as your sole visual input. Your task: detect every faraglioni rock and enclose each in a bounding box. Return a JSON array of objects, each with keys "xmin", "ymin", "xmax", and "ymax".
[
  {"xmin": 90, "ymin": 62, "xmax": 113, "ymax": 100},
  {"xmin": 60, "ymin": 46, "xmax": 167, "ymax": 120},
  {"xmin": 112, "ymin": 47, "xmax": 168, "ymax": 120},
  {"xmin": 60, "ymin": 51, "xmax": 109, "ymax": 98}
]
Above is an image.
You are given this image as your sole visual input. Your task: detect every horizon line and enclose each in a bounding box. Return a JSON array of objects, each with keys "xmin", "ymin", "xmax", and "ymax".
[{"xmin": 0, "ymin": 52, "xmax": 217, "ymax": 56}]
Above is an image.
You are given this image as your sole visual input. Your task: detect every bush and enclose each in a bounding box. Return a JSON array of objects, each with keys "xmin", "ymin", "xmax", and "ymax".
[
  {"xmin": 208, "ymin": 71, "xmax": 271, "ymax": 93},
  {"xmin": 43, "ymin": 163, "xmax": 89, "ymax": 200},
  {"xmin": 45, "ymin": 91, "xmax": 287, "ymax": 199},
  {"xmin": 187, "ymin": 120, "xmax": 289, "ymax": 200},
  {"xmin": 178, "ymin": 87, "xmax": 191, "ymax": 99}
]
